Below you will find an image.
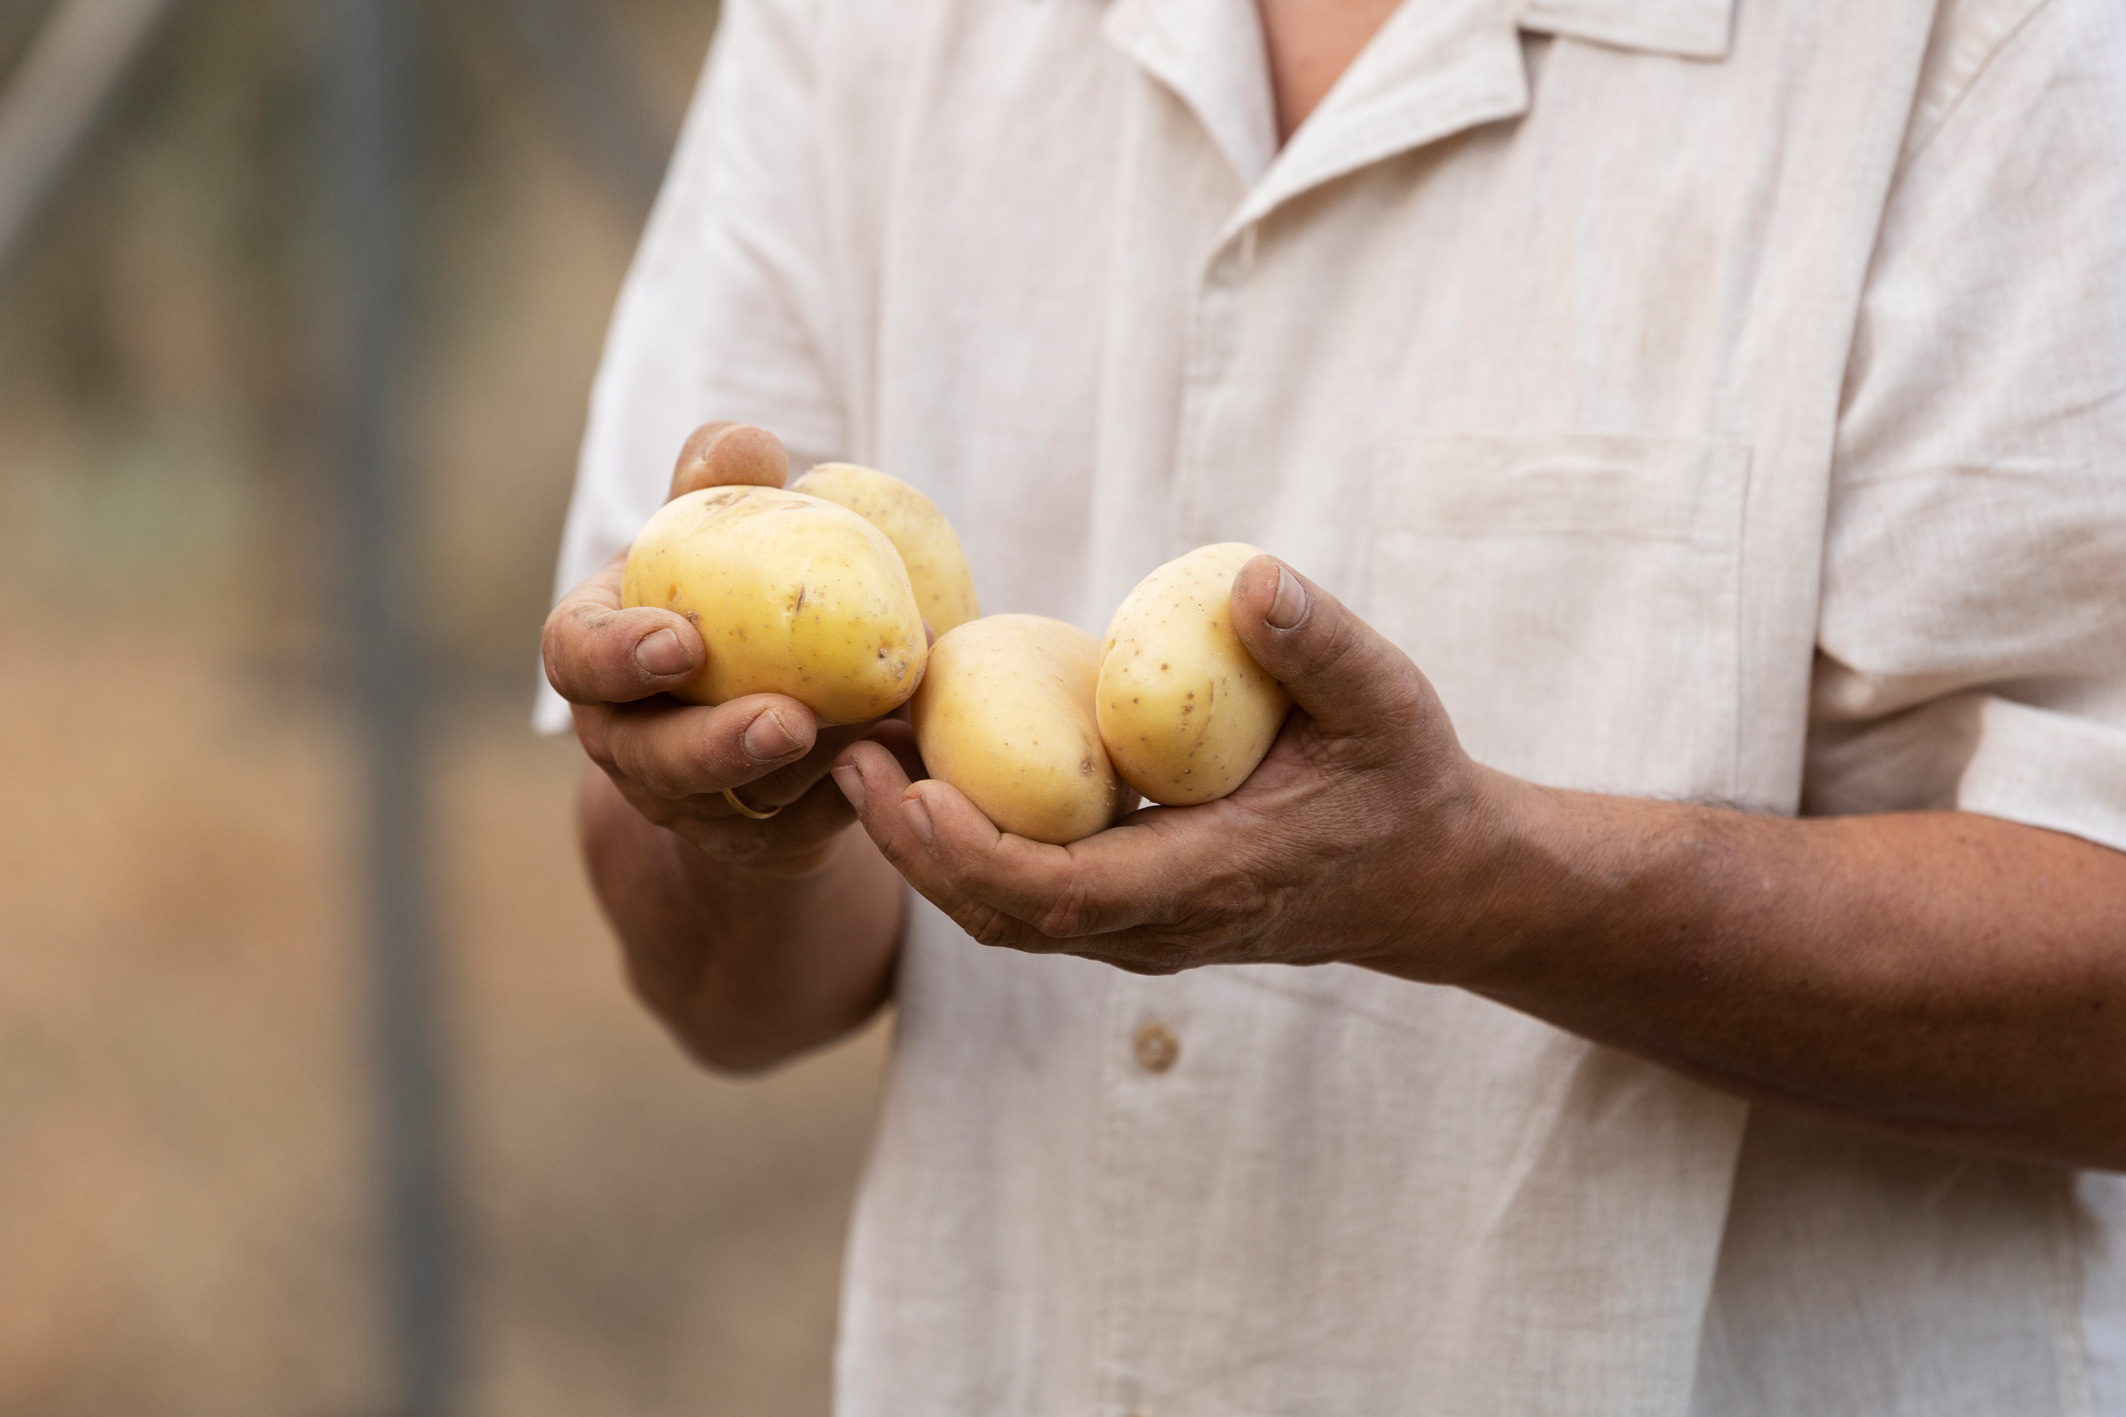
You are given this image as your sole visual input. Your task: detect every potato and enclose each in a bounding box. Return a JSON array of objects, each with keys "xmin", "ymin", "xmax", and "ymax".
[
  {"xmin": 623, "ymin": 485, "xmax": 927, "ymax": 725},
  {"xmin": 911, "ymin": 615, "xmax": 1124, "ymax": 845},
  {"xmin": 1097, "ymin": 543, "xmax": 1291, "ymax": 806},
  {"xmin": 792, "ymin": 463, "xmax": 980, "ymax": 634}
]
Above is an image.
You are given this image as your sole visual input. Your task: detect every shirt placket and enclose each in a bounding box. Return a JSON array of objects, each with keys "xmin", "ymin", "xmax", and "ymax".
[
  {"xmin": 1167, "ymin": 226, "xmax": 1260, "ymax": 556},
  {"xmin": 1089, "ymin": 3, "xmax": 1534, "ymax": 1412}
]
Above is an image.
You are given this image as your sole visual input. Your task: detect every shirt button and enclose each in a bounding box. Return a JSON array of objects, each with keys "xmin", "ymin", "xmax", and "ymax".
[{"xmin": 1133, "ymin": 1022, "xmax": 1180, "ymax": 1073}]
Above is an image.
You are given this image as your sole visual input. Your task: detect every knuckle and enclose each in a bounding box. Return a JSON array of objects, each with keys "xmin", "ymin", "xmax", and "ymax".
[
  {"xmin": 1138, "ymin": 929, "xmax": 1204, "ymax": 974},
  {"xmin": 957, "ymin": 901, "xmax": 1017, "ymax": 950},
  {"xmin": 610, "ymin": 734, "xmax": 683, "ymax": 801},
  {"xmin": 543, "ymin": 630, "xmax": 585, "ymax": 698},
  {"xmin": 1032, "ymin": 885, "xmax": 1092, "ymax": 940},
  {"xmin": 640, "ymin": 760, "xmax": 693, "ymax": 803},
  {"xmin": 571, "ymin": 707, "xmax": 617, "ymax": 767},
  {"xmin": 547, "ymin": 606, "xmax": 629, "ymax": 699},
  {"xmin": 682, "ymin": 734, "xmax": 751, "ymax": 798},
  {"xmin": 1301, "ymin": 613, "xmax": 1365, "ymax": 682}
]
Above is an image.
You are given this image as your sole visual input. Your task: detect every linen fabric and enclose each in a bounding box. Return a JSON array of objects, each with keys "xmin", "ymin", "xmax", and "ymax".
[{"xmin": 537, "ymin": 0, "xmax": 2126, "ymax": 1410}]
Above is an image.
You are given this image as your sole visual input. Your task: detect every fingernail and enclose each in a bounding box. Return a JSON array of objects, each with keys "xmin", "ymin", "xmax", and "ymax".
[
  {"xmin": 743, "ymin": 709, "xmax": 798, "ymax": 760},
  {"xmin": 901, "ymin": 793, "xmax": 935, "ymax": 846},
  {"xmin": 832, "ymin": 764, "xmax": 866, "ymax": 813},
  {"xmin": 1265, "ymin": 565, "xmax": 1308, "ymax": 630},
  {"xmin": 635, "ymin": 628, "xmax": 692, "ymax": 677}
]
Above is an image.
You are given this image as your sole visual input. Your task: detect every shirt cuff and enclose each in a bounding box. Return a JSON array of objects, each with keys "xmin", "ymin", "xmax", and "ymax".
[{"xmin": 1956, "ymin": 695, "xmax": 2126, "ymax": 854}]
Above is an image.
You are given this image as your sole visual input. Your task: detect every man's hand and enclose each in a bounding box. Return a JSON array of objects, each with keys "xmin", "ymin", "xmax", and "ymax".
[
  {"xmin": 829, "ymin": 557, "xmax": 1513, "ymax": 976},
  {"xmin": 545, "ymin": 551, "xmax": 914, "ymax": 877},
  {"xmin": 832, "ymin": 555, "xmax": 2126, "ymax": 1169},
  {"xmin": 548, "ymin": 422, "xmax": 910, "ymax": 1072},
  {"xmin": 543, "ymin": 422, "xmax": 915, "ymax": 878}
]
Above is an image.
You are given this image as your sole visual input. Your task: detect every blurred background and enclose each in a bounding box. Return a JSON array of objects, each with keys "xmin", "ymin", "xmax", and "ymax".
[{"xmin": 0, "ymin": 1, "xmax": 887, "ymax": 1413}]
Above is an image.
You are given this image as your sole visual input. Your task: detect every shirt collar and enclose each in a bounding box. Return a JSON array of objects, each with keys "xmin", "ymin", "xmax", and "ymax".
[
  {"xmin": 1519, "ymin": 0, "xmax": 1735, "ymax": 60},
  {"xmin": 1101, "ymin": 0, "xmax": 1283, "ymax": 187},
  {"xmin": 1103, "ymin": 0, "xmax": 1734, "ymax": 230}
]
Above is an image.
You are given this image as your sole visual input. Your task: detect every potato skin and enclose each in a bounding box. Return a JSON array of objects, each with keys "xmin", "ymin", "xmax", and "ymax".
[
  {"xmin": 1097, "ymin": 543, "xmax": 1291, "ymax": 806},
  {"xmin": 911, "ymin": 615, "xmax": 1123, "ymax": 845},
  {"xmin": 792, "ymin": 463, "xmax": 981, "ymax": 635},
  {"xmin": 622, "ymin": 486, "xmax": 927, "ymax": 725}
]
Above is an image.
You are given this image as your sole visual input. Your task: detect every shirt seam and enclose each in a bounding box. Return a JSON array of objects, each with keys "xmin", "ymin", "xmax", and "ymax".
[{"xmin": 1902, "ymin": 0, "xmax": 2059, "ymax": 167}]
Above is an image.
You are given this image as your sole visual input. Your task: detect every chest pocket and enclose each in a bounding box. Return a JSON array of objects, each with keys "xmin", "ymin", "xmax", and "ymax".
[{"xmin": 1369, "ymin": 432, "xmax": 1752, "ymax": 801}]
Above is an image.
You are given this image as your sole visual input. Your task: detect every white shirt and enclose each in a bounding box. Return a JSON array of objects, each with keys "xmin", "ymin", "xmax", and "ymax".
[{"xmin": 538, "ymin": 0, "xmax": 2126, "ymax": 1410}]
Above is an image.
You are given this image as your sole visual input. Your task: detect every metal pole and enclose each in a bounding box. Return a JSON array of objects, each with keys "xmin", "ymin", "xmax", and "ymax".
[{"xmin": 317, "ymin": 1, "xmax": 457, "ymax": 1413}]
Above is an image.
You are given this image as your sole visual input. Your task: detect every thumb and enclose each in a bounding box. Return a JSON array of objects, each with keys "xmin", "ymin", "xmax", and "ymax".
[
  {"xmin": 1230, "ymin": 555, "xmax": 1431, "ymax": 741},
  {"xmin": 668, "ymin": 421, "xmax": 789, "ymax": 500}
]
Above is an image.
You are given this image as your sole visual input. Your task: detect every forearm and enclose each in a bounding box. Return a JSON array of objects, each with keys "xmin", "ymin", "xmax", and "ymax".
[
  {"xmin": 1440, "ymin": 777, "xmax": 2126, "ymax": 1168},
  {"xmin": 579, "ymin": 767, "xmax": 903, "ymax": 1072}
]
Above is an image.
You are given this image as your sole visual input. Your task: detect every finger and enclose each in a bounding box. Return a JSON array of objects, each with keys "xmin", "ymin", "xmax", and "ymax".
[
  {"xmin": 576, "ymin": 692, "xmax": 818, "ymax": 800},
  {"xmin": 723, "ymin": 720, "xmax": 879, "ymax": 810},
  {"xmin": 828, "ymin": 741, "xmax": 1048, "ymax": 951},
  {"xmin": 908, "ymin": 777, "xmax": 1232, "ymax": 938},
  {"xmin": 543, "ymin": 553, "xmax": 706, "ymax": 704},
  {"xmin": 1229, "ymin": 556, "xmax": 1431, "ymax": 742},
  {"xmin": 868, "ymin": 717, "xmax": 927, "ymax": 778},
  {"xmin": 669, "ymin": 421, "xmax": 789, "ymax": 499},
  {"xmin": 831, "ymin": 742, "xmax": 1204, "ymax": 943}
]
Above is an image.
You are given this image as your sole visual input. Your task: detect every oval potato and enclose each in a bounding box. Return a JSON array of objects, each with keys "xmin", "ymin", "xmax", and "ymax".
[
  {"xmin": 623, "ymin": 485, "xmax": 927, "ymax": 725},
  {"xmin": 912, "ymin": 615, "xmax": 1123, "ymax": 845},
  {"xmin": 792, "ymin": 463, "xmax": 981, "ymax": 634},
  {"xmin": 1097, "ymin": 543, "xmax": 1291, "ymax": 806}
]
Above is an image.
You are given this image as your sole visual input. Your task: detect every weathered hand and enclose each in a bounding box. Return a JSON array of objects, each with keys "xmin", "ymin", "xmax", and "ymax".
[
  {"xmin": 831, "ymin": 558, "xmax": 1514, "ymax": 977},
  {"xmin": 543, "ymin": 422, "xmax": 916, "ymax": 877}
]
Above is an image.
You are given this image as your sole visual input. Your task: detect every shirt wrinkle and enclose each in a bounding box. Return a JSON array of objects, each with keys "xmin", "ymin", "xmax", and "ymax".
[
  {"xmin": 1901, "ymin": 0, "xmax": 2057, "ymax": 164},
  {"xmin": 545, "ymin": 0, "xmax": 2126, "ymax": 1410}
]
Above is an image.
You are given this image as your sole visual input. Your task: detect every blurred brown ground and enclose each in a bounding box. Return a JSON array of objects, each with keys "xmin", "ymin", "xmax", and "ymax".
[{"xmin": 0, "ymin": 2, "xmax": 886, "ymax": 1412}]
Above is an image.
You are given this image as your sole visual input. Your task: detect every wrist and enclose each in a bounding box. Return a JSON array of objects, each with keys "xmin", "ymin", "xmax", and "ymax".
[
  {"xmin": 1446, "ymin": 779, "xmax": 1719, "ymax": 1000},
  {"xmin": 1373, "ymin": 768, "xmax": 1613, "ymax": 991}
]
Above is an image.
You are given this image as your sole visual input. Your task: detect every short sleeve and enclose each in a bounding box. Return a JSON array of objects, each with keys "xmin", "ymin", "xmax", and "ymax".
[
  {"xmin": 1804, "ymin": 0, "xmax": 2126, "ymax": 853},
  {"xmin": 534, "ymin": 0, "xmax": 849, "ymax": 733}
]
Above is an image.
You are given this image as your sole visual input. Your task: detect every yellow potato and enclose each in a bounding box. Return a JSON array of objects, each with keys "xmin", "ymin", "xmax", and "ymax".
[
  {"xmin": 1097, "ymin": 543, "xmax": 1291, "ymax": 806},
  {"xmin": 911, "ymin": 615, "xmax": 1124, "ymax": 845},
  {"xmin": 623, "ymin": 485, "xmax": 927, "ymax": 725},
  {"xmin": 792, "ymin": 463, "xmax": 981, "ymax": 634}
]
